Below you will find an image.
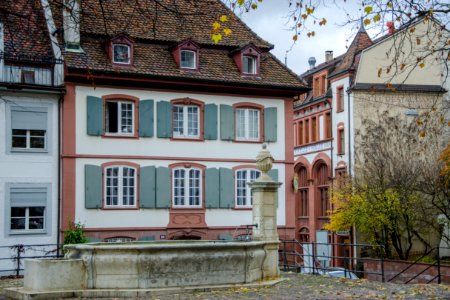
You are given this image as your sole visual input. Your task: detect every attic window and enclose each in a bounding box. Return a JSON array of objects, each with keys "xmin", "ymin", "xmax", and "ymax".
[
  {"xmin": 243, "ymin": 56, "xmax": 256, "ymax": 74},
  {"xmin": 113, "ymin": 44, "xmax": 131, "ymax": 65},
  {"xmin": 180, "ymin": 50, "xmax": 196, "ymax": 69}
]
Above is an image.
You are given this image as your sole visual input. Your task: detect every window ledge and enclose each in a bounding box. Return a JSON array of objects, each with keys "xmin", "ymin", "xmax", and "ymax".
[
  {"xmin": 171, "ymin": 137, "xmax": 203, "ymax": 142},
  {"xmin": 234, "ymin": 139, "xmax": 263, "ymax": 144},
  {"xmin": 233, "ymin": 207, "xmax": 252, "ymax": 211},
  {"xmin": 10, "ymin": 148, "xmax": 48, "ymax": 153},
  {"xmin": 102, "ymin": 207, "xmax": 139, "ymax": 210},
  {"xmin": 9, "ymin": 230, "xmax": 47, "ymax": 235},
  {"xmin": 102, "ymin": 134, "xmax": 138, "ymax": 139}
]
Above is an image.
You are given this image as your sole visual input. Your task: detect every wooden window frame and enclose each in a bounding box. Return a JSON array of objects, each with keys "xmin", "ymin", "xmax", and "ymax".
[
  {"xmin": 234, "ymin": 167, "xmax": 261, "ymax": 209},
  {"xmin": 336, "ymin": 86, "xmax": 345, "ymax": 113},
  {"xmin": 102, "ymin": 162, "xmax": 140, "ymax": 210},
  {"xmin": 102, "ymin": 94, "xmax": 139, "ymax": 139},
  {"xmin": 171, "ymin": 98, "xmax": 204, "ymax": 141},
  {"xmin": 169, "ymin": 162, "xmax": 206, "ymax": 209},
  {"xmin": 233, "ymin": 102, "xmax": 264, "ymax": 143}
]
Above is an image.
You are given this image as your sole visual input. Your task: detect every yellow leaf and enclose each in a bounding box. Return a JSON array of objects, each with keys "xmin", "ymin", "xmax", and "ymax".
[
  {"xmin": 237, "ymin": 0, "xmax": 244, "ymax": 5},
  {"xmin": 319, "ymin": 18, "xmax": 327, "ymax": 26},
  {"xmin": 410, "ymin": 27, "xmax": 416, "ymax": 33},
  {"xmin": 293, "ymin": 34, "xmax": 298, "ymax": 41},
  {"xmin": 387, "ymin": 1, "xmax": 393, "ymax": 8},
  {"xmin": 416, "ymin": 37, "xmax": 421, "ymax": 45},
  {"xmin": 400, "ymin": 63, "xmax": 406, "ymax": 70},
  {"xmin": 373, "ymin": 14, "xmax": 381, "ymax": 22},
  {"xmin": 251, "ymin": 3, "xmax": 257, "ymax": 9},
  {"xmin": 419, "ymin": 131, "xmax": 426, "ymax": 138},
  {"xmin": 220, "ymin": 15, "xmax": 228, "ymax": 22},
  {"xmin": 377, "ymin": 68, "xmax": 382, "ymax": 77},
  {"xmin": 211, "ymin": 33, "xmax": 222, "ymax": 44},
  {"xmin": 364, "ymin": 18, "xmax": 371, "ymax": 26},
  {"xmin": 301, "ymin": 14, "xmax": 307, "ymax": 20},
  {"xmin": 419, "ymin": 62, "xmax": 425, "ymax": 68},
  {"xmin": 364, "ymin": 6, "xmax": 373, "ymax": 14},
  {"xmin": 223, "ymin": 28, "xmax": 232, "ymax": 36},
  {"xmin": 212, "ymin": 21, "xmax": 221, "ymax": 31}
]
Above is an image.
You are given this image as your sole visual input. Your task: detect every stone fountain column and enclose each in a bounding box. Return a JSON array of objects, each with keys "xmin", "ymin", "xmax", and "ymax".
[{"xmin": 249, "ymin": 144, "xmax": 282, "ymax": 277}]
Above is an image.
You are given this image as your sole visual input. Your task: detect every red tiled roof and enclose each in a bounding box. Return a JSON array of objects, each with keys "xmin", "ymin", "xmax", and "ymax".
[
  {"xmin": 50, "ymin": 0, "xmax": 305, "ymax": 90},
  {"xmin": 329, "ymin": 28, "xmax": 372, "ymax": 77},
  {"xmin": 0, "ymin": 0, "xmax": 53, "ymax": 61}
]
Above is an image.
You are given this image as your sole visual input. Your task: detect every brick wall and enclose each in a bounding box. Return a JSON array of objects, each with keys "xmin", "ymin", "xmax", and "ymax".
[{"xmin": 364, "ymin": 259, "xmax": 450, "ymax": 284}]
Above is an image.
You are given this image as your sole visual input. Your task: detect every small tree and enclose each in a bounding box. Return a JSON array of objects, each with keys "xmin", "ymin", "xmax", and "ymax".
[
  {"xmin": 63, "ymin": 221, "xmax": 88, "ymax": 246},
  {"xmin": 327, "ymin": 111, "xmax": 445, "ymax": 260}
]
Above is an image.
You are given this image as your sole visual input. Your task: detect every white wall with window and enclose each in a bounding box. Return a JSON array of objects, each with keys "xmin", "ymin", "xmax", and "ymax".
[
  {"xmin": 0, "ymin": 93, "xmax": 59, "ymax": 275},
  {"xmin": 104, "ymin": 165, "xmax": 137, "ymax": 207},
  {"xmin": 172, "ymin": 167, "xmax": 202, "ymax": 207}
]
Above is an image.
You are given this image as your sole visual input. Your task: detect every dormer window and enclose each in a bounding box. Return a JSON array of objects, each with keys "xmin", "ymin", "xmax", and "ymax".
[
  {"xmin": 109, "ymin": 35, "xmax": 134, "ymax": 66},
  {"xmin": 171, "ymin": 39, "xmax": 200, "ymax": 71},
  {"xmin": 180, "ymin": 50, "xmax": 196, "ymax": 69},
  {"xmin": 231, "ymin": 43, "xmax": 261, "ymax": 77},
  {"xmin": 113, "ymin": 44, "xmax": 131, "ymax": 64},
  {"xmin": 243, "ymin": 56, "xmax": 256, "ymax": 74}
]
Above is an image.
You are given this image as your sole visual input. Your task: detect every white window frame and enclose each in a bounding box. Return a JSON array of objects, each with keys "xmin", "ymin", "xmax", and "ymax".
[
  {"xmin": 12, "ymin": 129, "xmax": 47, "ymax": 150},
  {"xmin": 104, "ymin": 165, "xmax": 137, "ymax": 208},
  {"xmin": 235, "ymin": 108, "xmax": 260, "ymax": 141},
  {"xmin": 242, "ymin": 55, "xmax": 257, "ymax": 74},
  {"xmin": 172, "ymin": 104, "xmax": 200, "ymax": 139},
  {"xmin": 7, "ymin": 105, "xmax": 50, "ymax": 154},
  {"xmin": 6, "ymin": 183, "xmax": 51, "ymax": 236},
  {"xmin": 112, "ymin": 44, "xmax": 131, "ymax": 65},
  {"xmin": 180, "ymin": 49, "xmax": 196, "ymax": 69},
  {"xmin": 235, "ymin": 169, "xmax": 261, "ymax": 208},
  {"xmin": 172, "ymin": 167, "xmax": 202, "ymax": 208},
  {"xmin": 105, "ymin": 101, "xmax": 135, "ymax": 135}
]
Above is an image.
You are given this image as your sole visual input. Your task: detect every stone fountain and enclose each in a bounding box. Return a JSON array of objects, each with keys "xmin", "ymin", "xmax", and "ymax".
[{"xmin": 6, "ymin": 145, "xmax": 282, "ymax": 299}]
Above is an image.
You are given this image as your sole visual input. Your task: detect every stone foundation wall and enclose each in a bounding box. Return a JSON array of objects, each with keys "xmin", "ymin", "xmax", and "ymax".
[{"xmin": 363, "ymin": 259, "xmax": 450, "ymax": 284}]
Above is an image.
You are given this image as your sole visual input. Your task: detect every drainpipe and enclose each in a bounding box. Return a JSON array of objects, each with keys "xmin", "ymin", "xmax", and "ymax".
[
  {"xmin": 346, "ymin": 86, "xmax": 352, "ymax": 176},
  {"xmin": 57, "ymin": 94, "xmax": 63, "ymax": 254}
]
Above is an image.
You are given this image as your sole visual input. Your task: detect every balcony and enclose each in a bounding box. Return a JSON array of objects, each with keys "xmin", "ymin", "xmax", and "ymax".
[{"xmin": 0, "ymin": 52, "xmax": 63, "ymax": 88}]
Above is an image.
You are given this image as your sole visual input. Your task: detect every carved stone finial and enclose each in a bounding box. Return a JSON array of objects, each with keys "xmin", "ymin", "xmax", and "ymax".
[{"xmin": 256, "ymin": 143, "xmax": 274, "ymax": 181}]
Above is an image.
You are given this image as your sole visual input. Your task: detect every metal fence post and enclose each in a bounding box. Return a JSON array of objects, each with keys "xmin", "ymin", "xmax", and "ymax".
[
  {"xmin": 437, "ymin": 246, "xmax": 441, "ymax": 284},
  {"xmin": 381, "ymin": 247, "xmax": 385, "ymax": 283},
  {"xmin": 283, "ymin": 240, "xmax": 287, "ymax": 272},
  {"xmin": 312, "ymin": 241, "xmax": 316, "ymax": 275},
  {"xmin": 15, "ymin": 244, "xmax": 22, "ymax": 277}
]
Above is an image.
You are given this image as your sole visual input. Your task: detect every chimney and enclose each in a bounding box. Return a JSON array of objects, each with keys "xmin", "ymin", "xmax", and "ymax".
[
  {"xmin": 63, "ymin": 0, "xmax": 81, "ymax": 51},
  {"xmin": 325, "ymin": 50, "xmax": 333, "ymax": 62},
  {"xmin": 308, "ymin": 57, "xmax": 316, "ymax": 69},
  {"xmin": 387, "ymin": 21, "xmax": 395, "ymax": 35}
]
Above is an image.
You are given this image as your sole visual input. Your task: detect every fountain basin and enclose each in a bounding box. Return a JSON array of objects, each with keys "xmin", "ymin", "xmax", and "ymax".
[{"xmin": 22, "ymin": 240, "xmax": 278, "ymax": 292}]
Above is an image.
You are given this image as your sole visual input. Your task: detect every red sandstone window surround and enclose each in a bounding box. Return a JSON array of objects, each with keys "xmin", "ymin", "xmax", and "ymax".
[
  {"xmin": 233, "ymin": 102, "xmax": 264, "ymax": 143},
  {"xmin": 102, "ymin": 94, "xmax": 139, "ymax": 138},
  {"xmin": 102, "ymin": 162, "xmax": 140, "ymax": 210},
  {"xmin": 171, "ymin": 98, "xmax": 204, "ymax": 141},
  {"xmin": 337, "ymin": 127, "xmax": 345, "ymax": 155},
  {"xmin": 171, "ymin": 40, "xmax": 200, "ymax": 71},
  {"xmin": 109, "ymin": 35, "xmax": 134, "ymax": 66},
  {"xmin": 336, "ymin": 86, "xmax": 345, "ymax": 112}
]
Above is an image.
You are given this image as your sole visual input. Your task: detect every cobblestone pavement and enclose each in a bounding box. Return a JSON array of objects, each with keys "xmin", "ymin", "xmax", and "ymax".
[{"xmin": 1, "ymin": 273, "xmax": 450, "ymax": 299}]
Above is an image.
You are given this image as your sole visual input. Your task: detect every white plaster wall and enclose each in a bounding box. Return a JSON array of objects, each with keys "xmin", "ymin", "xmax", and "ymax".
[
  {"xmin": 331, "ymin": 77, "xmax": 351, "ymax": 175},
  {"xmin": 75, "ymin": 159, "xmax": 287, "ymax": 228},
  {"xmin": 75, "ymin": 86, "xmax": 286, "ymax": 161},
  {"xmin": 0, "ymin": 93, "xmax": 59, "ymax": 274}
]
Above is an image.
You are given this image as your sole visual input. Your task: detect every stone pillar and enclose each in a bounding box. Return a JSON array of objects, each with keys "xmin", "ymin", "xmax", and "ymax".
[{"xmin": 249, "ymin": 144, "xmax": 282, "ymax": 278}]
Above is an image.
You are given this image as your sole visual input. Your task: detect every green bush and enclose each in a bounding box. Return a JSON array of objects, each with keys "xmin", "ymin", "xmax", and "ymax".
[{"xmin": 63, "ymin": 221, "xmax": 88, "ymax": 245}]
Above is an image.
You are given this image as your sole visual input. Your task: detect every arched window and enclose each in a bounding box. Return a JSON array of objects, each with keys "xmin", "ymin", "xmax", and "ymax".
[
  {"xmin": 316, "ymin": 163, "xmax": 329, "ymax": 216},
  {"xmin": 299, "ymin": 227, "xmax": 310, "ymax": 243},
  {"xmin": 298, "ymin": 167, "xmax": 308, "ymax": 216}
]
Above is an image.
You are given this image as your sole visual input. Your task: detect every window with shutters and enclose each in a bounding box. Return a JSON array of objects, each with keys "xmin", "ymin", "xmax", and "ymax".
[
  {"xmin": 6, "ymin": 184, "xmax": 50, "ymax": 235},
  {"xmin": 235, "ymin": 169, "xmax": 261, "ymax": 208},
  {"xmin": 172, "ymin": 167, "xmax": 202, "ymax": 208},
  {"xmin": 8, "ymin": 105, "xmax": 49, "ymax": 153},
  {"xmin": 104, "ymin": 165, "xmax": 137, "ymax": 208}
]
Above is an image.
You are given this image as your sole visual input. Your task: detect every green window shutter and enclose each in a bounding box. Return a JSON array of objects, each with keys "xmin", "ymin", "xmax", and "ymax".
[
  {"xmin": 205, "ymin": 168, "xmax": 220, "ymax": 208},
  {"xmin": 264, "ymin": 107, "xmax": 277, "ymax": 142},
  {"xmin": 140, "ymin": 166, "xmax": 156, "ymax": 208},
  {"xmin": 156, "ymin": 167, "xmax": 170, "ymax": 208},
  {"xmin": 220, "ymin": 104, "xmax": 234, "ymax": 141},
  {"xmin": 86, "ymin": 96, "xmax": 104, "ymax": 136},
  {"xmin": 219, "ymin": 168, "xmax": 234, "ymax": 208},
  {"xmin": 157, "ymin": 101, "xmax": 172, "ymax": 138},
  {"xmin": 85, "ymin": 164, "xmax": 102, "ymax": 209},
  {"xmin": 204, "ymin": 104, "xmax": 218, "ymax": 140},
  {"xmin": 268, "ymin": 169, "xmax": 279, "ymax": 208},
  {"xmin": 139, "ymin": 100, "xmax": 154, "ymax": 137}
]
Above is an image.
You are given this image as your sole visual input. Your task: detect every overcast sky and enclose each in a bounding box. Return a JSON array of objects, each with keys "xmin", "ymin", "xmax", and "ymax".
[{"xmin": 240, "ymin": 0, "xmax": 364, "ymax": 75}]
